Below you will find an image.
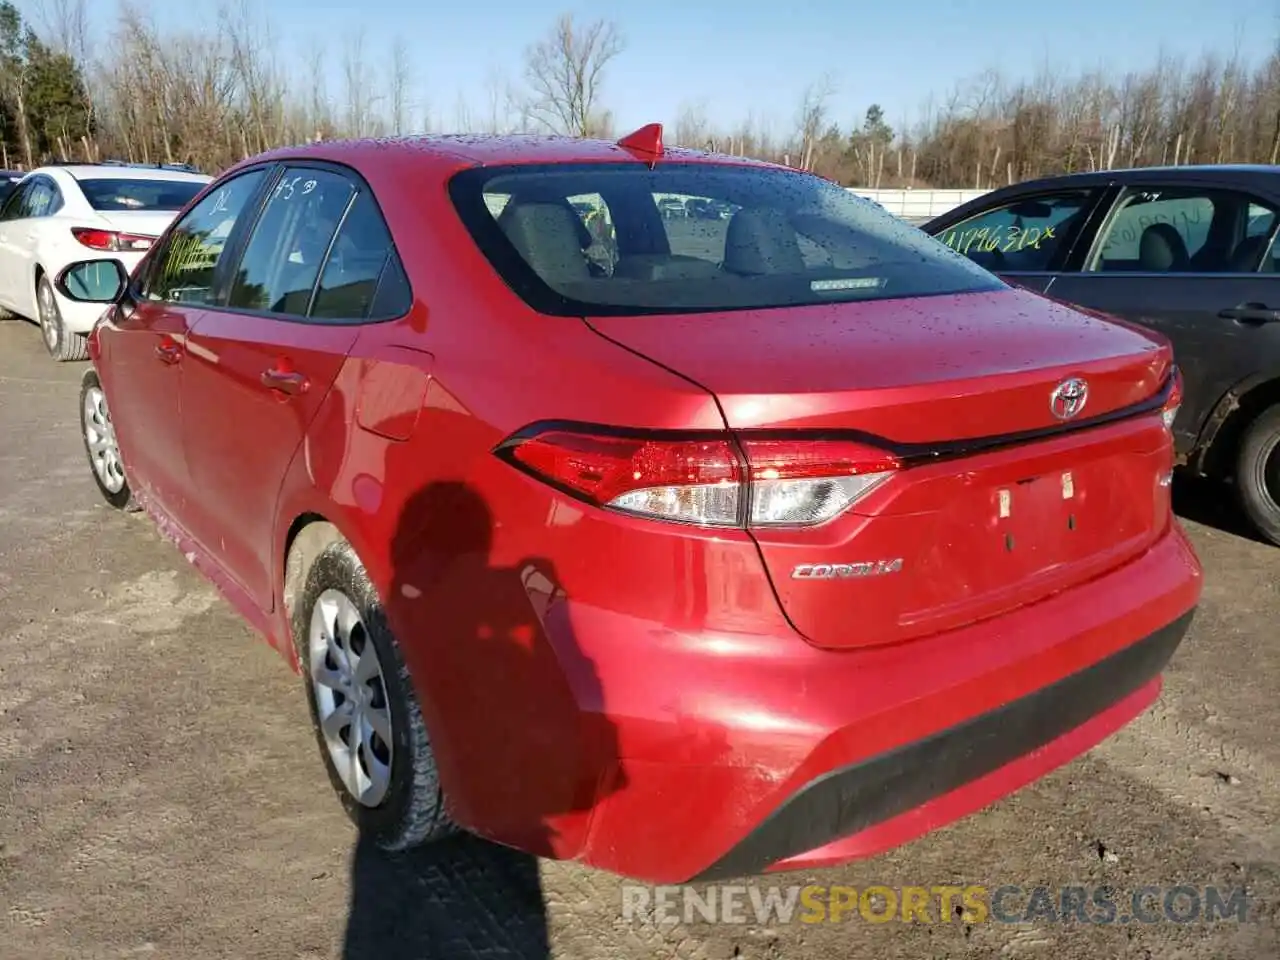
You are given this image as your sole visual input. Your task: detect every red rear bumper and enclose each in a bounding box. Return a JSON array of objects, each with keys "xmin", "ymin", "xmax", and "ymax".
[{"xmin": 565, "ymin": 521, "xmax": 1200, "ymax": 882}]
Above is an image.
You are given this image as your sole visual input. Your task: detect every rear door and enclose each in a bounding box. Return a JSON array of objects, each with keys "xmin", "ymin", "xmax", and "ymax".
[
  {"xmin": 179, "ymin": 163, "xmax": 386, "ymax": 611},
  {"xmin": 924, "ymin": 185, "xmax": 1110, "ymax": 294},
  {"xmin": 1046, "ymin": 180, "xmax": 1280, "ymax": 453}
]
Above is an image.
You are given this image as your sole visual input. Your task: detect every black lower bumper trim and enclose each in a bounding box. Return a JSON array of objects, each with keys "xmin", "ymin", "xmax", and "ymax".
[{"xmin": 693, "ymin": 609, "xmax": 1195, "ymax": 882}]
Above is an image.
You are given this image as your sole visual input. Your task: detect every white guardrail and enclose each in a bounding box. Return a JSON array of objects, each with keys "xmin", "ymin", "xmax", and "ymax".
[{"xmin": 848, "ymin": 188, "xmax": 991, "ymax": 223}]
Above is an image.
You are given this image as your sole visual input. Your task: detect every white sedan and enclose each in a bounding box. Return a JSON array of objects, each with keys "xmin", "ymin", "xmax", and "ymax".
[{"xmin": 0, "ymin": 164, "xmax": 211, "ymax": 360}]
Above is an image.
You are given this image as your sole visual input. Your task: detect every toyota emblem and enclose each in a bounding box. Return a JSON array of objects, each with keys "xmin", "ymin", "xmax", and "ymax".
[{"xmin": 1050, "ymin": 378, "xmax": 1089, "ymax": 420}]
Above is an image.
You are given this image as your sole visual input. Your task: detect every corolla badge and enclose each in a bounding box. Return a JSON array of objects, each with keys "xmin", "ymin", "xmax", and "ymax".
[
  {"xmin": 1049, "ymin": 377, "xmax": 1089, "ymax": 420},
  {"xmin": 792, "ymin": 559, "xmax": 904, "ymax": 580}
]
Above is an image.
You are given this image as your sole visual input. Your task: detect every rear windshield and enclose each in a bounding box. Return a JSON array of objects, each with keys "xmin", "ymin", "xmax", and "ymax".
[
  {"xmin": 77, "ymin": 178, "xmax": 206, "ymax": 212},
  {"xmin": 448, "ymin": 162, "xmax": 1003, "ymax": 317}
]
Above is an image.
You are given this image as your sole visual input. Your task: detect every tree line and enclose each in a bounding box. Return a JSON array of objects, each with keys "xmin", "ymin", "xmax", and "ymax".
[{"xmin": 2, "ymin": 0, "xmax": 1279, "ymax": 189}]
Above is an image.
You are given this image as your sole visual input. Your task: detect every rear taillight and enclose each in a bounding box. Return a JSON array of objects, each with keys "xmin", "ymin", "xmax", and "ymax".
[
  {"xmin": 502, "ymin": 428, "xmax": 898, "ymax": 528},
  {"xmin": 1161, "ymin": 368, "xmax": 1183, "ymax": 430},
  {"xmin": 71, "ymin": 227, "xmax": 154, "ymax": 252},
  {"xmin": 739, "ymin": 438, "xmax": 899, "ymax": 526}
]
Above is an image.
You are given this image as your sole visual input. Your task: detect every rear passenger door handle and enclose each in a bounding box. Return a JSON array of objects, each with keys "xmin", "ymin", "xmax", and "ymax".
[
  {"xmin": 1219, "ymin": 303, "xmax": 1280, "ymax": 325},
  {"xmin": 261, "ymin": 366, "xmax": 310, "ymax": 396},
  {"xmin": 154, "ymin": 338, "xmax": 182, "ymax": 364}
]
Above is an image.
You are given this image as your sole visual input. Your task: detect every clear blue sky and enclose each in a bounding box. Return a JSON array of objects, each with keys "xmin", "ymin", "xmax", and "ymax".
[{"xmin": 18, "ymin": 0, "xmax": 1280, "ymax": 137}]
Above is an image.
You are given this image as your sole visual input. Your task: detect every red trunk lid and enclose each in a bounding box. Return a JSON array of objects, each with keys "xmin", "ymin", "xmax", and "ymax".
[{"xmin": 589, "ymin": 287, "xmax": 1177, "ymax": 649}]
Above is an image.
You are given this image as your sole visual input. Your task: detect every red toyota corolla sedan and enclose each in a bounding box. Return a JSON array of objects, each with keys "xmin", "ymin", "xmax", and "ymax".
[{"xmin": 59, "ymin": 126, "xmax": 1202, "ymax": 883}]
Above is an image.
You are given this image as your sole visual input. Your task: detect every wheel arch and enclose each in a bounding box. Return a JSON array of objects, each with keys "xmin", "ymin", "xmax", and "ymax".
[
  {"xmin": 1194, "ymin": 372, "xmax": 1280, "ymax": 479},
  {"xmin": 277, "ymin": 502, "xmax": 395, "ymax": 660},
  {"xmin": 32, "ymin": 262, "xmax": 45, "ymax": 312}
]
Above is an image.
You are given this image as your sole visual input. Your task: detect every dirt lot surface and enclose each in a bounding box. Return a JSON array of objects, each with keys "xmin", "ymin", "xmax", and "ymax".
[{"xmin": 0, "ymin": 318, "xmax": 1277, "ymax": 959}]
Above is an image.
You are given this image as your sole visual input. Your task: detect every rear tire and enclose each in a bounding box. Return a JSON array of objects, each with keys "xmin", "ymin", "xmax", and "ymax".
[
  {"xmin": 294, "ymin": 540, "xmax": 456, "ymax": 851},
  {"xmin": 37, "ymin": 274, "xmax": 89, "ymax": 362},
  {"xmin": 1234, "ymin": 404, "xmax": 1280, "ymax": 546},
  {"xmin": 79, "ymin": 368, "xmax": 136, "ymax": 511}
]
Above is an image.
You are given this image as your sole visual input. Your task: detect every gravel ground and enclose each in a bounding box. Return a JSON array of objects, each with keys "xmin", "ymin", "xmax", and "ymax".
[{"xmin": 0, "ymin": 317, "xmax": 1275, "ymax": 959}]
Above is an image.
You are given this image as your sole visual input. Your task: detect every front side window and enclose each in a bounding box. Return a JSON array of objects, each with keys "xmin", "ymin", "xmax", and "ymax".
[
  {"xmin": 77, "ymin": 177, "xmax": 207, "ymax": 212},
  {"xmin": 1088, "ymin": 186, "xmax": 1279, "ymax": 273},
  {"xmin": 227, "ymin": 168, "xmax": 355, "ymax": 317},
  {"xmin": 934, "ymin": 191, "xmax": 1095, "ymax": 273},
  {"xmin": 449, "ymin": 163, "xmax": 1002, "ymax": 317},
  {"xmin": 143, "ymin": 169, "xmax": 266, "ymax": 305}
]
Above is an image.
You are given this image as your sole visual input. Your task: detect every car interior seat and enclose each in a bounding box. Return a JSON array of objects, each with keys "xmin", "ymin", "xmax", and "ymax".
[
  {"xmin": 722, "ymin": 207, "xmax": 806, "ymax": 276},
  {"xmin": 1227, "ymin": 235, "xmax": 1270, "ymax": 273},
  {"xmin": 1138, "ymin": 223, "xmax": 1190, "ymax": 272},
  {"xmin": 498, "ymin": 199, "xmax": 593, "ymax": 285}
]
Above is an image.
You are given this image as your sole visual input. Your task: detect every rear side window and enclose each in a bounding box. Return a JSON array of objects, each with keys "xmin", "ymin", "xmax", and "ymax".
[
  {"xmin": 24, "ymin": 178, "xmax": 62, "ymax": 217},
  {"xmin": 448, "ymin": 163, "xmax": 1001, "ymax": 317},
  {"xmin": 310, "ymin": 190, "xmax": 400, "ymax": 321},
  {"xmin": 77, "ymin": 178, "xmax": 206, "ymax": 212},
  {"xmin": 1089, "ymin": 186, "xmax": 1280, "ymax": 274}
]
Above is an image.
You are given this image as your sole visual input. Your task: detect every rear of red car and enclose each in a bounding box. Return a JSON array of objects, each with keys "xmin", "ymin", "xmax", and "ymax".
[{"xmin": 431, "ymin": 155, "xmax": 1201, "ymax": 882}]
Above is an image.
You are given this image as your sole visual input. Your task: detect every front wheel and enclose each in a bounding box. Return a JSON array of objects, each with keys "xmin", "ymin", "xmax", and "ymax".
[
  {"xmin": 38, "ymin": 274, "xmax": 89, "ymax": 362},
  {"xmin": 1234, "ymin": 403, "xmax": 1280, "ymax": 546},
  {"xmin": 79, "ymin": 368, "xmax": 136, "ymax": 511},
  {"xmin": 294, "ymin": 540, "xmax": 455, "ymax": 850}
]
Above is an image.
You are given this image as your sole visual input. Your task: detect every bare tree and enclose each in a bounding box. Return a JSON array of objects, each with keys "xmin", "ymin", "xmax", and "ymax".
[
  {"xmin": 387, "ymin": 36, "xmax": 412, "ymax": 135},
  {"xmin": 342, "ymin": 28, "xmax": 377, "ymax": 138},
  {"xmin": 522, "ymin": 13, "xmax": 623, "ymax": 137},
  {"xmin": 675, "ymin": 99, "xmax": 711, "ymax": 148},
  {"xmin": 12, "ymin": 0, "xmax": 1280, "ymax": 186},
  {"xmin": 31, "ymin": 0, "xmax": 87, "ymax": 60},
  {"xmin": 304, "ymin": 35, "xmax": 334, "ymax": 140},
  {"xmin": 794, "ymin": 74, "xmax": 835, "ymax": 171}
]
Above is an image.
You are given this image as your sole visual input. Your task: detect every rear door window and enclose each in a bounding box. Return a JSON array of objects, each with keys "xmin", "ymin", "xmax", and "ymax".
[
  {"xmin": 0, "ymin": 182, "xmax": 31, "ymax": 220},
  {"xmin": 24, "ymin": 178, "xmax": 60, "ymax": 217},
  {"xmin": 1088, "ymin": 186, "xmax": 1280, "ymax": 274},
  {"xmin": 227, "ymin": 167, "xmax": 355, "ymax": 317}
]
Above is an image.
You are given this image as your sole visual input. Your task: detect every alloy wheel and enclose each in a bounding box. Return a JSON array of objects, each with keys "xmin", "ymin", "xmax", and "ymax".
[{"xmin": 38, "ymin": 280, "xmax": 59, "ymax": 350}]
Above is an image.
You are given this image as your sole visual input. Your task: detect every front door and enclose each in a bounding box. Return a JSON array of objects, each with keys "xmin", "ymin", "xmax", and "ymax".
[
  {"xmin": 180, "ymin": 165, "xmax": 375, "ymax": 611},
  {"xmin": 96, "ymin": 167, "xmax": 270, "ymax": 516}
]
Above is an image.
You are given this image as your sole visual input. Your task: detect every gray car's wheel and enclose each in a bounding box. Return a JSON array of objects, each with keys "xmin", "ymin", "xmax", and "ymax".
[
  {"xmin": 294, "ymin": 540, "xmax": 455, "ymax": 850},
  {"xmin": 1235, "ymin": 403, "xmax": 1280, "ymax": 546},
  {"xmin": 79, "ymin": 368, "xmax": 136, "ymax": 511},
  {"xmin": 37, "ymin": 274, "xmax": 89, "ymax": 362}
]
